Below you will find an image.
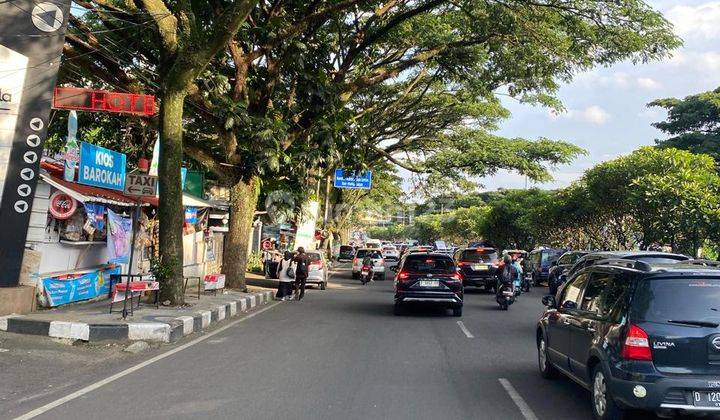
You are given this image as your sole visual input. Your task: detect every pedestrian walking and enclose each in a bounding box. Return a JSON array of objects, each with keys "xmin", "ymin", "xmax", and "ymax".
[
  {"xmin": 275, "ymin": 251, "xmax": 296, "ymax": 300},
  {"xmin": 293, "ymin": 247, "xmax": 310, "ymax": 301}
]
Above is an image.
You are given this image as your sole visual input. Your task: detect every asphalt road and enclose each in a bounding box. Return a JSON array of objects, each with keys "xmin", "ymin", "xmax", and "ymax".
[{"xmin": 3, "ymin": 263, "xmax": 701, "ymax": 420}]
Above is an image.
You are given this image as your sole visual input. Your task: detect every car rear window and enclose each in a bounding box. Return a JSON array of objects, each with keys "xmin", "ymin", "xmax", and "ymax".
[
  {"xmin": 460, "ymin": 249, "xmax": 497, "ymax": 262},
  {"xmin": 356, "ymin": 250, "xmax": 381, "ymax": 259},
  {"xmin": 340, "ymin": 246, "xmax": 353, "ymax": 253},
  {"xmin": 631, "ymin": 278, "xmax": 720, "ymax": 325},
  {"xmin": 403, "ymin": 255, "xmax": 455, "ymax": 274},
  {"xmin": 307, "ymin": 253, "xmax": 321, "ymax": 262}
]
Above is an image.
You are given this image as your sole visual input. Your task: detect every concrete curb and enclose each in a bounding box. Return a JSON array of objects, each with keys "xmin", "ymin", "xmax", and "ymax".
[{"xmin": 0, "ymin": 290, "xmax": 274, "ymax": 343}]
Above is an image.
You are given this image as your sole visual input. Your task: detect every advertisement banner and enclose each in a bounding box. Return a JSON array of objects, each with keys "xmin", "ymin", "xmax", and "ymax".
[
  {"xmin": 42, "ymin": 265, "xmax": 121, "ymax": 307},
  {"xmin": 63, "ymin": 110, "xmax": 79, "ymax": 181},
  {"xmin": 294, "ymin": 200, "xmax": 319, "ymax": 251},
  {"xmin": 107, "ymin": 209, "xmax": 131, "ymax": 264},
  {"xmin": 0, "ymin": 0, "xmax": 72, "ymax": 287},
  {"xmin": 78, "ymin": 142, "xmax": 127, "ymax": 191}
]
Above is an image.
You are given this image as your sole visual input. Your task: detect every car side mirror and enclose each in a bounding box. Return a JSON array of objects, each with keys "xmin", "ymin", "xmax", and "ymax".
[
  {"xmin": 542, "ymin": 295, "xmax": 556, "ymax": 308},
  {"xmin": 551, "ymin": 260, "xmax": 558, "ymax": 266}
]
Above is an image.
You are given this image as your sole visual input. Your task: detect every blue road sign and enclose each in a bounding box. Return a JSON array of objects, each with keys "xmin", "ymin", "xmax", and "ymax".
[
  {"xmin": 78, "ymin": 142, "xmax": 127, "ymax": 191},
  {"xmin": 334, "ymin": 169, "xmax": 372, "ymax": 189}
]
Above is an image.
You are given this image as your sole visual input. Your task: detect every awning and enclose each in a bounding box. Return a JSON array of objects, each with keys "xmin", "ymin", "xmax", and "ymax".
[
  {"xmin": 182, "ymin": 193, "xmax": 215, "ymax": 208},
  {"xmin": 41, "ymin": 174, "xmax": 144, "ymax": 207}
]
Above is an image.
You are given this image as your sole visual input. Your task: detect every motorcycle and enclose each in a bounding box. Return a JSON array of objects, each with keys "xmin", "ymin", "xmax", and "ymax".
[
  {"xmin": 521, "ymin": 275, "xmax": 531, "ymax": 293},
  {"xmin": 360, "ymin": 265, "xmax": 374, "ymax": 284},
  {"xmin": 496, "ymin": 280, "xmax": 516, "ymax": 310}
]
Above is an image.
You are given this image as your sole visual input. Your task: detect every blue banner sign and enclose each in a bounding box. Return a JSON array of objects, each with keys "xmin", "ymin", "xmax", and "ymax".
[
  {"xmin": 78, "ymin": 142, "xmax": 127, "ymax": 191},
  {"xmin": 334, "ymin": 169, "xmax": 372, "ymax": 189},
  {"xmin": 41, "ymin": 265, "xmax": 122, "ymax": 307}
]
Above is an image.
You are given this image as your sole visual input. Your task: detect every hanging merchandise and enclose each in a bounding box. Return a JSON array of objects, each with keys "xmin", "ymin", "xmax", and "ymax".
[
  {"xmin": 64, "ymin": 111, "xmax": 80, "ymax": 182},
  {"xmin": 107, "ymin": 209, "xmax": 132, "ymax": 264},
  {"xmin": 49, "ymin": 190, "xmax": 78, "ymax": 220},
  {"xmin": 62, "ymin": 211, "xmax": 85, "ymax": 241},
  {"xmin": 83, "ymin": 202, "xmax": 106, "ymax": 230},
  {"xmin": 184, "ymin": 206, "xmax": 198, "ymax": 224}
]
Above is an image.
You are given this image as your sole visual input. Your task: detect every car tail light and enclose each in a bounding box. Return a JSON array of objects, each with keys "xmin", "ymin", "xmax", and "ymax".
[
  {"xmin": 457, "ymin": 261, "xmax": 468, "ymax": 267},
  {"xmin": 353, "ymin": 258, "xmax": 359, "ymax": 265},
  {"xmin": 451, "ymin": 273, "xmax": 462, "ymax": 281},
  {"xmin": 621, "ymin": 324, "xmax": 652, "ymax": 361},
  {"xmin": 310, "ymin": 260, "xmax": 323, "ymax": 269},
  {"xmin": 397, "ymin": 271, "xmax": 410, "ymax": 281}
]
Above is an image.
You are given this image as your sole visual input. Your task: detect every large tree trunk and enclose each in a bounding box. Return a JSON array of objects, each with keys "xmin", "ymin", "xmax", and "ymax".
[
  {"xmin": 158, "ymin": 88, "xmax": 186, "ymax": 304},
  {"xmin": 223, "ymin": 176, "xmax": 260, "ymax": 290}
]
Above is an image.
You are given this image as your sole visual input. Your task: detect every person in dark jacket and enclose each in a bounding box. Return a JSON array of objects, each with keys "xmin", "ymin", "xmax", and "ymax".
[{"xmin": 292, "ymin": 247, "xmax": 310, "ymax": 301}]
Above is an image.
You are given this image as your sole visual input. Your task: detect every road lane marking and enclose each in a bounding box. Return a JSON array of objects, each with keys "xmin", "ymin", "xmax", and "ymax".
[
  {"xmin": 498, "ymin": 378, "xmax": 539, "ymax": 420},
  {"xmin": 456, "ymin": 321, "xmax": 474, "ymax": 338},
  {"xmin": 14, "ymin": 302, "xmax": 282, "ymax": 420}
]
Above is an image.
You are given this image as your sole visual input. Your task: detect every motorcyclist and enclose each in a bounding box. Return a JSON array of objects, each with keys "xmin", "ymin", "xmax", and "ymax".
[
  {"xmin": 497, "ymin": 255, "xmax": 517, "ymax": 296},
  {"xmin": 361, "ymin": 254, "xmax": 375, "ymax": 282}
]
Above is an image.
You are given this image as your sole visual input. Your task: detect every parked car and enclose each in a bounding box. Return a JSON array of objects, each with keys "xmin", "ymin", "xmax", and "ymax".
[
  {"xmin": 537, "ymin": 258, "xmax": 720, "ymax": 419},
  {"xmin": 453, "ymin": 247, "xmax": 500, "ymax": 291},
  {"xmin": 563, "ymin": 251, "xmax": 692, "ymax": 284},
  {"xmin": 404, "ymin": 245, "xmax": 434, "ymax": 256},
  {"xmin": 382, "ymin": 244, "xmax": 400, "ymax": 261},
  {"xmin": 393, "ymin": 252, "xmax": 463, "ymax": 316},
  {"xmin": 305, "ymin": 251, "xmax": 329, "ymax": 290},
  {"xmin": 548, "ymin": 251, "xmax": 590, "ymax": 295},
  {"xmin": 527, "ymin": 248, "xmax": 565, "ymax": 286},
  {"xmin": 352, "ymin": 248, "xmax": 386, "ymax": 280},
  {"xmin": 337, "ymin": 245, "xmax": 355, "ymax": 262}
]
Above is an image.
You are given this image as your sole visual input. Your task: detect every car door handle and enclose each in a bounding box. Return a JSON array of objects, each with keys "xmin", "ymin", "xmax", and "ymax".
[
  {"xmin": 586, "ymin": 327, "xmax": 596, "ymax": 333},
  {"xmin": 562, "ymin": 319, "xmax": 571, "ymax": 325}
]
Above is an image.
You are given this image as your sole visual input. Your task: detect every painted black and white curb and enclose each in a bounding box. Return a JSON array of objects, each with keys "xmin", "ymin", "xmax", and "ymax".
[{"xmin": 0, "ymin": 290, "xmax": 274, "ymax": 343}]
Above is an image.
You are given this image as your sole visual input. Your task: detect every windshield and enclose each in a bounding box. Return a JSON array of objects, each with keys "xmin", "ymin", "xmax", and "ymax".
[
  {"xmin": 356, "ymin": 250, "xmax": 382, "ymax": 259},
  {"xmin": 403, "ymin": 255, "xmax": 455, "ymax": 274},
  {"xmin": 541, "ymin": 251, "xmax": 563, "ymax": 264},
  {"xmin": 631, "ymin": 278, "xmax": 720, "ymax": 325},
  {"xmin": 634, "ymin": 256, "xmax": 690, "ymax": 264},
  {"xmin": 460, "ymin": 249, "xmax": 498, "ymax": 263}
]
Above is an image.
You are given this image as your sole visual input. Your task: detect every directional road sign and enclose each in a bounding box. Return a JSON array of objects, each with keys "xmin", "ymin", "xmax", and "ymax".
[
  {"xmin": 333, "ymin": 169, "xmax": 372, "ymax": 190},
  {"xmin": 124, "ymin": 173, "xmax": 157, "ymax": 197}
]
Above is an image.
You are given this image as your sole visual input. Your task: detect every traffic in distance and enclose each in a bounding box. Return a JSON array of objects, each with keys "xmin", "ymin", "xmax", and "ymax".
[{"xmin": 318, "ymin": 240, "xmax": 720, "ymax": 420}]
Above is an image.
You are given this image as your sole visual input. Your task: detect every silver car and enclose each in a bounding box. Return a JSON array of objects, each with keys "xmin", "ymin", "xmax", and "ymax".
[
  {"xmin": 305, "ymin": 251, "xmax": 329, "ymax": 290},
  {"xmin": 352, "ymin": 248, "xmax": 386, "ymax": 280}
]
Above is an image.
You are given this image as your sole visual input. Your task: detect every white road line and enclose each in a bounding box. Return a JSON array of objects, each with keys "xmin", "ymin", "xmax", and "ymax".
[
  {"xmin": 498, "ymin": 378, "xmax": 539, "ymax": 420},
  {"xmin": 456, "ymin": 321, "xmax": 474, "ymax": 338},
  {"xmin": 14, "ymin": 302, "xmax": 282, "ymax": 420}
]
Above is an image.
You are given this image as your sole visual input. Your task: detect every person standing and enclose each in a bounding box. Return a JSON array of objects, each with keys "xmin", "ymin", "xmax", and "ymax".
[
  {"xmin": 293, "ymin": 247, "xmax": 310, "ymax": 301},
  {"xmin": 275, "ymin": 251, "xmax": 295, "ymax": 300}
]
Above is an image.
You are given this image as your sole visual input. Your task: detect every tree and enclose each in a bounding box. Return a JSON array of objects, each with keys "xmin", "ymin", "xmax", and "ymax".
[
  {"xmin": 478, "ymin": 189, "xmax": 553, "ymax": 250},
  {"xmin": 650, "ymin": 87, "xmax": 720, "ymax": 161}
]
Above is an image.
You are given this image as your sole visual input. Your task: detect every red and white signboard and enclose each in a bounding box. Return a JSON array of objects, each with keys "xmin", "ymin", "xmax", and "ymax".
[
  {"xmin": 53, "ymin": 87, "xmax": 156, "ymax": 116},
  {"xmin": 204, "ymin": 274, "xmax": 226, "ymax": 291}
]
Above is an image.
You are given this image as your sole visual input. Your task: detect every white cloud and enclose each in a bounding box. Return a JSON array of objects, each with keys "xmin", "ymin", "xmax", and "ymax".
[
  {"xmin": 581, "ymin": 106, "xmax": 611, "ymax": 124},
  {"xmin": 637, "ymin": 77, "xmax": 661, "ymax": 90},
  {"xmin": 665, "ymin": 2, "xmax": 720, "ymax": 40},
  {"xmin": 548, "ymin": 105, "xmax": 611, "ymax": 125}
]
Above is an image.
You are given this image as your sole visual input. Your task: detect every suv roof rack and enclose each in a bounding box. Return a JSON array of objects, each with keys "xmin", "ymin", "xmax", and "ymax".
[
  {"xmin": 686, "ymin": 259, "xmax": 720, "ymax": 268},
  {"xmin": 595, "ymin": 258, "xmax": 653, "ymax": 272}
]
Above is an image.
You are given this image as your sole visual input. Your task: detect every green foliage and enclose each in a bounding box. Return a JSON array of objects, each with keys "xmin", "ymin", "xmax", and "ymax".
[
  {"xmin": 650, "ymin": 87, "xmax": 720, "ymax": 160},
  {"xmin": 246, "ymin": 252, "xmax": 264, "ymax": 274}
]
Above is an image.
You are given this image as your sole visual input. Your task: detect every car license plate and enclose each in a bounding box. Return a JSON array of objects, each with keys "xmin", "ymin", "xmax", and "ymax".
[
  {"xmin": 693, "ymin": 391, "xmax": 720, "ymax": 407},
  {"xmin": 419, "ymin": 280, "xmax": 439, "ymax": 287},
  {"xmin": 472, "ymin": 264, "xmax": 488, "ymax": 271}
]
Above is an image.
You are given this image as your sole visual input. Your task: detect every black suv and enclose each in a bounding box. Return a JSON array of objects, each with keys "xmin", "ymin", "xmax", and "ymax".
[
  {"xmin": 393, "ymin": 253, "xmax": 463, "ymax": 317},
  {"xmin": 564, "ymin": 251, "xmax": 691, "ymax": 281},
  {"xmin": 537, "ymin": 258, "xmax": 720, "ymax": 419},
  {"xmin": 453, "ymin": 247, "xmax": 499, "ymax": 291},
  {"xmin": 548, "ymin": 251, "xmax": 590, "ymax": 295}
]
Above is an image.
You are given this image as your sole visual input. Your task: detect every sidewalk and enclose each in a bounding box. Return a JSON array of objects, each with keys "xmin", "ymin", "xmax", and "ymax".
[{"xmin": 0, "ymin": 281, "xmax": 275, "ymax": 343}]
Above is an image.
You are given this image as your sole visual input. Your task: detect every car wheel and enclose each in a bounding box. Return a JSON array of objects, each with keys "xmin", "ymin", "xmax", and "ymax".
[
  {"xmin": 320, "ymin": 282, "xmax": 326, "ymax": 290},
  {"xmin": 532, "ymin": 273, "xmax": 541, "ymax": 286},
  {"xmin": 452, "ymin": 307, "xmax": 462, "ymax": 317},
  {"xmin": 537, "ymin": 335, "xmax": 559, "ymax": 379},
  {"xmin": 393, "ymin": 304, "xmax": 403, "ymax": 316},
  {"xmin": 591, "ymin": 366, "xmax": 625, "ymax": 420}
]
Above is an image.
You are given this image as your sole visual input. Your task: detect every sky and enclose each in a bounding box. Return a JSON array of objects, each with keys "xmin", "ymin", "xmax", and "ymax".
[{"xmin": 481, "ymin": 0, "xmax": 720, "ymax": 191}]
